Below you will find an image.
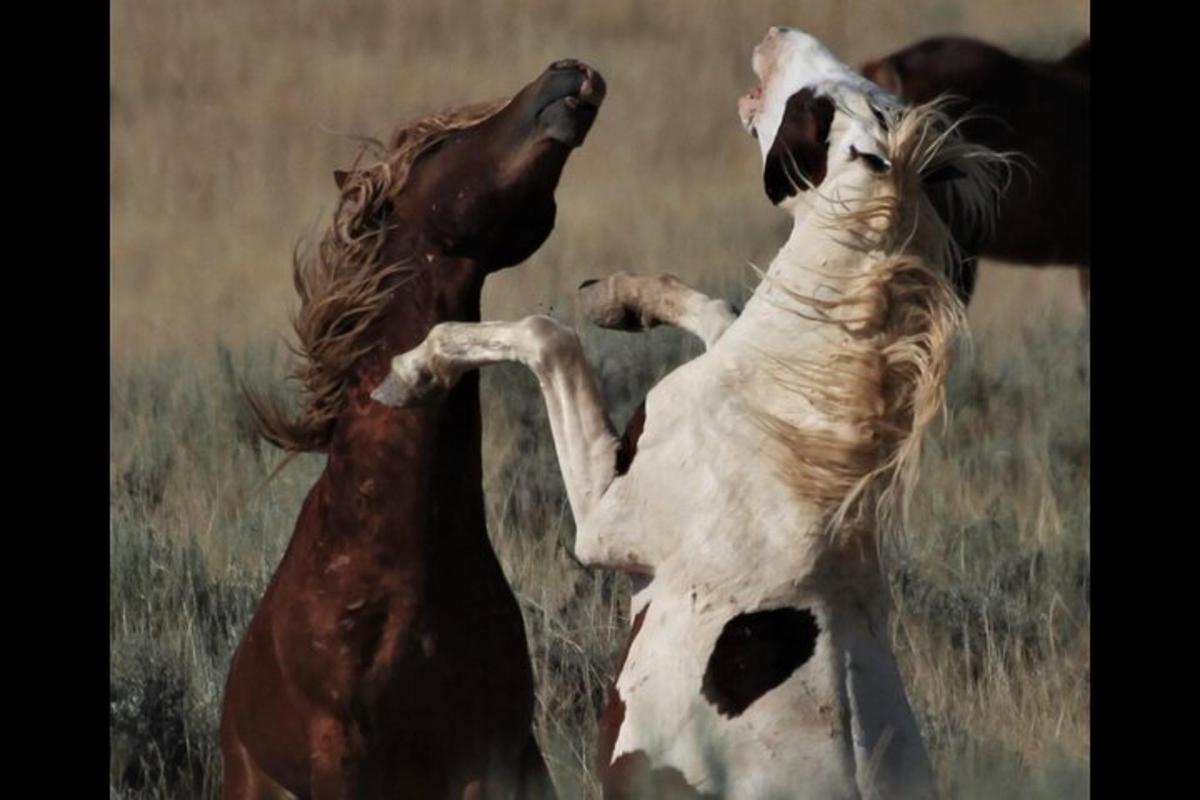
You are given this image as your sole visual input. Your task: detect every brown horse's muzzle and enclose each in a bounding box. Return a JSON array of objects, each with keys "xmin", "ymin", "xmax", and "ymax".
[{"xmin": 529, "ymin": 59, "xmax": 606, "ymax": 146}]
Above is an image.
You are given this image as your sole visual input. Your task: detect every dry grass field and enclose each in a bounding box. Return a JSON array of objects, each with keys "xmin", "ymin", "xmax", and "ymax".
[{"xmin": 111, "ymin": 1, "xmax": 1090, "ymax": 797}]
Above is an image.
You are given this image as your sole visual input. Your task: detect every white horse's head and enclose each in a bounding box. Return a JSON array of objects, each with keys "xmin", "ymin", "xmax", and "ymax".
[{"xmin": 740, "ymin": 27, "xmax": 904, "ymax": 214}]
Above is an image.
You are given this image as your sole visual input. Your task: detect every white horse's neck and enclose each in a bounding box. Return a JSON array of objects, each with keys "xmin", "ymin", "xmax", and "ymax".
[
  {"xmin": 722, "ymin": 202, "xmax": 873, "ymax": 373},
  {"xmin": 773, "ymin": 205, "xmax": 863, "ymax": 290},
  {"xmin": 707, "ymin": 186, "xmax": 914, "ymax": 549}
]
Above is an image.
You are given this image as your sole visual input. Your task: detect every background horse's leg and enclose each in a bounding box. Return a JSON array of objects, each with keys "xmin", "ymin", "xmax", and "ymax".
[
  {"xmin": 370, "ymin": 316, "xmax": 651, "ymax": 571},
  {"xmin": 578, "ymin": 272, "xmax": 737, "ymax": 349},
  {"xmin": 951, "ymin": 255, "xmax": 979, "ymax": 307},
  {"xmin": 514, "ymin": 734, "xmax": 557, "ymax": 800}
]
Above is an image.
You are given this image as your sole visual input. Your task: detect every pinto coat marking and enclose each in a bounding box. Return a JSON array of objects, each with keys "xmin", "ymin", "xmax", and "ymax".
[{"xmin": 374, "ymin": 28, "xmax": 1003, "ymax": 799}]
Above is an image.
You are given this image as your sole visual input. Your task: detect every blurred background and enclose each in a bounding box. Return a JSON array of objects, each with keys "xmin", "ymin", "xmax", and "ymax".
[
  {"xmin": 111, "ymin": 0, "xmax": 1089, "ymax": 356},
  {"xmin": 111, "ymin": 1, "xmax": 1090, "ymax": 797}
]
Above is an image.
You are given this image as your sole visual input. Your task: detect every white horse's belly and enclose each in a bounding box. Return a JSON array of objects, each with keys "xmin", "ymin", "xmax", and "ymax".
[{"xmin": 611, "ymin": 587, "xmax": 859, "ymax": 799}]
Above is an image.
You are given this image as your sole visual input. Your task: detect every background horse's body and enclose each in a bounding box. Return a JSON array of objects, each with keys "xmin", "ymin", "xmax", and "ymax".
[
  {"xmin": 220, "ymin": 60, "xmax": 605, "ymax": 799},
  {"xmin": 862, "ymin": 36, "xmax": 1090, "ymax": 304}
]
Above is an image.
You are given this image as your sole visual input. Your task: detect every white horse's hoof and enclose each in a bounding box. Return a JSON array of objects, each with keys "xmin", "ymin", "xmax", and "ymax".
[
  {"xmin": 370, "ymin": 350, "xmax": 445, "ymax": 408},
  {"xmin": 578, "ymin": 273, "xmax": 651, "ymax": 332}
]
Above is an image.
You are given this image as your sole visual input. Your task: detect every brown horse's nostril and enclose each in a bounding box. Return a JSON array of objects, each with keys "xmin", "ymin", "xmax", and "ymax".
[{"xmin": 580, "ymin": 69, "xmax": 607, "ymax": 105}]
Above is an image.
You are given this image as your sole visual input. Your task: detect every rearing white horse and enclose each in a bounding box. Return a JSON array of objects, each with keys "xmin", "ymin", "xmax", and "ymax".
[{"xmin": 373, "ymin": 27, "xmax": 1002, "ymax": 800}]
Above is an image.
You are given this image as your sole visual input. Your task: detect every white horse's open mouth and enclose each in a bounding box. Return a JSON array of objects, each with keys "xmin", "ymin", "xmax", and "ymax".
[
  {"xmin": 738, "ymin": 84, "xmax": 763, "ymax": 137},
  {"xmin": 740, "ymin": 31, "xmax": 778, "ymax": 137}
]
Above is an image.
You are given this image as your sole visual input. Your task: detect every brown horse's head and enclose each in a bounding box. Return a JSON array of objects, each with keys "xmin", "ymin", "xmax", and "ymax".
[
  {"xmin": 377, "ymin": 59, "xmax": 605, "ymax": 271},
  {"xmin": 250, "ymin": 61, "xmax": 606, "ymax": 453}
]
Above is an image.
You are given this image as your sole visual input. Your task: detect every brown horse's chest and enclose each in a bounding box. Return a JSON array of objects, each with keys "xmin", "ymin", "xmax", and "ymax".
[{"xmin": 272, "ymin": 477, "xmax": 533, "ymax": 720}]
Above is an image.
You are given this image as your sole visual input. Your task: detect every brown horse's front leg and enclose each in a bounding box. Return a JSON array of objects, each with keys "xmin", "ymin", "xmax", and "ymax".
[
  {"xmin": 221, "ymin": 743, "xmax": 297, "ymax": 800},
  {"xmin": 308, "ymin": 716, "xmax": 354, "ymax": 800},
  {"xmin": 221, "ymin": 710, "xmax": 298, "ymax": 799}
]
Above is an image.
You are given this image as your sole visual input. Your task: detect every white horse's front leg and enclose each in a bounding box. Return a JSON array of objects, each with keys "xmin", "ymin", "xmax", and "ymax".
[
  {"xmin": 370, "ymin": 316, "xmax": 650, "ymax": 571},
  {"xmin": 577, "ymin": 272, "xmax": 738, "ymax": 350}
]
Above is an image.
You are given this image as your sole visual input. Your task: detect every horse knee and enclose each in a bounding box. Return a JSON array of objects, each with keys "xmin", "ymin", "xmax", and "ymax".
[{"xmin": 521, "ymin": 315, "xmax": 583, "ymax": 373}]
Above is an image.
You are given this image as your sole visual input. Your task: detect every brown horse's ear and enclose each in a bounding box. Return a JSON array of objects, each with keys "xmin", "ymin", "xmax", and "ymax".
[{"xmin": 333, "ymin": 170, "xmax": 351, "ymax": 190}]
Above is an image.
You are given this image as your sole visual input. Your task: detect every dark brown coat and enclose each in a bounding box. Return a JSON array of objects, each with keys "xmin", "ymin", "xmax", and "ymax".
[
  {"xmin": 220, "ymin": 60, "xmax": 605, "ymax": 799},
  {"xmin": 862, "ymin": 36, "xmax": 1090, "ymax": 303}
]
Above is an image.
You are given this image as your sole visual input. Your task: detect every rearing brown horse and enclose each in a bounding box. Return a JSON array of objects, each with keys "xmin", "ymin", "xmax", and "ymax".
[{"xmin": 221, "ymin": 60, "xmax": 606, "ymax": 799}]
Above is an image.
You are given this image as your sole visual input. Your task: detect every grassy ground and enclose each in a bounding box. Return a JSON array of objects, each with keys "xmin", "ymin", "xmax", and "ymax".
[
  {"xmin": 111, "ymin": 1, "xmax": 1090, "ymax": 796},
  {"xmin": 110, "ymin": 286, "xmax": 1089, "ymax": 797}
]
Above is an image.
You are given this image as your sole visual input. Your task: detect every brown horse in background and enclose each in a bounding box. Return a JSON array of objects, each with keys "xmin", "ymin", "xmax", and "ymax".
[
  {"xmin": 862, "ymin": 36, "xmax": 1090, "ymax": 305},
  {"xmin": 220, "ymin": 60, "xmax": 605, "ymax": 799}
]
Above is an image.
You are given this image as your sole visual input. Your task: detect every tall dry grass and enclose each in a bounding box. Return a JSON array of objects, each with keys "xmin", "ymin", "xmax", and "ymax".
[
  {"xmin": 112, "ymin": 1, "xmax": 1089, "ymax": 797},
  {"xmin": 112, "ymin": 0, "xmax": 1088, "ymax": 355}
]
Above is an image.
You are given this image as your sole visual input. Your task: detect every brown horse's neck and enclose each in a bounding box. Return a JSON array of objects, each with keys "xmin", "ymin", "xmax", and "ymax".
[
  {"xmin": 370, "ymin": 254, "xmax": 487, "ymax": 387},
  {"xmin": 319, "ymin": 254, "xmax": 493, "ymax": 552}
]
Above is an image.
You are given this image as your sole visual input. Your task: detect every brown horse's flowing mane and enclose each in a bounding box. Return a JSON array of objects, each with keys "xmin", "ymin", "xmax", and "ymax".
[
  {"xmin": 246, "ymin": 96, "xmax": 511, "ymax": 453},
  {"xmin": 755, "ymin": 99, "xmax": 1007, "ymax": 544}
]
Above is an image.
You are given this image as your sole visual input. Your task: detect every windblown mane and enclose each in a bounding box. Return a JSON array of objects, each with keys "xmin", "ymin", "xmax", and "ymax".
[
  {"xmin": 246, "ymin": 97, "xmax": 510, "ymax": 452},
  {"xmin": 756, "ymin": 99, "xmax": 1007, "ymax": 542}
]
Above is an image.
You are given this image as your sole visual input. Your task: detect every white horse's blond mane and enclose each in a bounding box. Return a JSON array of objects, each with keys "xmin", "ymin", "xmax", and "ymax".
[{"xmin": 755, "ymin": 99, "xmax": 1007, "ymax": 544}]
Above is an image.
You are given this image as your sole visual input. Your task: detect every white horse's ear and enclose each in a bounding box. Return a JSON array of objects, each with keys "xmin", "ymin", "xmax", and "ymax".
[{"xmin": 849, "ymin": 143, "xmax": 891, "ymax": 174}]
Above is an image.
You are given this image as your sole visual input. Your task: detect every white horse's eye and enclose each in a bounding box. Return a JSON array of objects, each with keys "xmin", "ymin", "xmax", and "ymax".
[
  {"xmin": 849, "ymin": 145, "xmax": 890, "ymax": 174},
  {"xmin": 869, "ymin": 103, "xmax": 890, "ymax": 130}
]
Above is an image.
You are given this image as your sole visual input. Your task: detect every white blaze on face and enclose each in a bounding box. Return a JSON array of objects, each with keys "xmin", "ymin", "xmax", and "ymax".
[{"xmin": 742, "ymin": 27, "xmax": 901, "ymax": 199}]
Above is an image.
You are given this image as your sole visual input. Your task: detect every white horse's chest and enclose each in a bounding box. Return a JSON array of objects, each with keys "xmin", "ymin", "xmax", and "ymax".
[{"xmin": 607, "ymin": 343, "xmax": 829, "ymax": 584}]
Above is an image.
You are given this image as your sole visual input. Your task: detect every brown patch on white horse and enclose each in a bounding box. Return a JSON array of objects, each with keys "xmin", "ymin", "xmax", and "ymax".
[{"xmin": 701, "ymin": 606, "xmax": 821, "ymax": 718}]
